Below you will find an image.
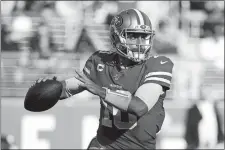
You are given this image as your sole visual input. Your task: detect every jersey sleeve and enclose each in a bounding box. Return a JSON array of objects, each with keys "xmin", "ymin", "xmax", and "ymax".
[
  {"xmin": 61, "ymin": 52, "xmax": 99, "ymax": 98},
  {"xmin": 142, "ymin": 56, "xmax": 174, "ymax": 90},
  {"xmin": 82, "ymin": 51, "xmax": 99, "ymax": 80}
]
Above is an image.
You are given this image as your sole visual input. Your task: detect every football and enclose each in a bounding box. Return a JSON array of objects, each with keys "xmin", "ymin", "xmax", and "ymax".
[{"xmin": 24, "ymin": 79, "xmax": 63, "ymax": 112}]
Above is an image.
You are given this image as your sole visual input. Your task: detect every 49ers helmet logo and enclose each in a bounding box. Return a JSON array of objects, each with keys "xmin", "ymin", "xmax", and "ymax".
[
  {"xmin": 140, "ymin": 25, "xmax": 146, "ymax": 29},
  {"xmin": 112, "ymin": 15, "xmax": 123, "ymax": 27}
]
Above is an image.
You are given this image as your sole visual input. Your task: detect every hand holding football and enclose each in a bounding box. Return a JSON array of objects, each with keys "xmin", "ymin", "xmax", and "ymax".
[{"xmin": 24, "ymin": 79, "xmax": 63, "ymax": 112}]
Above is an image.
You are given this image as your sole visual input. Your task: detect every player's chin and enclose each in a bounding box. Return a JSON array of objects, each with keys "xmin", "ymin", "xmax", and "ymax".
[{"xmin": 127, "ymin": 53, "xmax": 145, "ymax": 62}]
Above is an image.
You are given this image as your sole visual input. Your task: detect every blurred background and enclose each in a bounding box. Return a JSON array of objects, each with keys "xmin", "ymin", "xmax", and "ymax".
[{"xmin": 1, "ymin": 1, "xmax": 224, "ymax": 149}]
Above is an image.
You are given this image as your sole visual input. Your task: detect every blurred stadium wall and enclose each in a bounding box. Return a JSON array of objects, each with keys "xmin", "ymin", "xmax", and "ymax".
[{"xmin": 1, "ymin": 1, "xmax": 224, "ymax": 149}]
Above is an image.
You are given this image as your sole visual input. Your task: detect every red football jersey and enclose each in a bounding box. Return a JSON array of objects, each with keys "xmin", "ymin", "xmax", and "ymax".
[{"xmin": 83, "ymin": 50, "xmax": 174, "ymax": 149}]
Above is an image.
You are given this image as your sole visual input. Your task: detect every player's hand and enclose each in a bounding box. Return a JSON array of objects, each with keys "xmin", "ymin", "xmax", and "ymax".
[
  {"xmin": 36, "ymin": 76, "xmax": 56, "ymax": 83},
  {"xmin": 74, "ymin": 70, "xmax": 106, "ymax": 99},
  {"xmin": 29, "ymin": 76, "xmax": 56, "ymax": 88}
]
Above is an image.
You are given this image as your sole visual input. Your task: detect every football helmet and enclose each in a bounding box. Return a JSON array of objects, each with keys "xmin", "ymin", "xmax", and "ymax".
[{"xmin": 110, "ymin": 9, "xmax": 155, "ymax": 62}]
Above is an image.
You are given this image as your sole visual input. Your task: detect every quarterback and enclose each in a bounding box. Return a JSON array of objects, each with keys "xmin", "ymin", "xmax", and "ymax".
[{"xmin": 37, "ymin": 9, "xmax": 174, "ymax": 149}]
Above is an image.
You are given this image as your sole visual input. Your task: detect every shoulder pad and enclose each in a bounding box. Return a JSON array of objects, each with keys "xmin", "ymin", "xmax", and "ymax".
[
  {"xmin": 82, "ymin": 50, "xmax": 115, "ymax": 79},
  {"xmin": 142, "ymin": 55, "xmax": 174, "ymax": 90},
  {"xmin": 93, "ymin": 50, "xmax": 115, "ymax": 63}
]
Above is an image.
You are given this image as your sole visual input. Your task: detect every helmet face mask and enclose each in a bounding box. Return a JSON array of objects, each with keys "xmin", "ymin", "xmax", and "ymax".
[{"xmin": 110, "ymin": 9, "xmax": 155, "ymax": 62}]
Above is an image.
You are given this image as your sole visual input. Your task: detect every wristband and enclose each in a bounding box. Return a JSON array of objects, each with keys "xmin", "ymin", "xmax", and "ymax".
[{"xmin": 104, "ymin": 88, "xmax": 132, "ymax": 111}]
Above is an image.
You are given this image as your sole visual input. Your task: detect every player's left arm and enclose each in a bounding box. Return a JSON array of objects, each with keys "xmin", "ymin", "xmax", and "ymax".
[
  {"xmin": 101, "ymin": 82, "xmax": 165, "ymax": 118},
  {"xmin": 102, "ymin": 57, "xmax": 174, "ymax": 117},
  {"xmin": 129, "ymin": 57, "xmax": 174, "ymax": 117}
]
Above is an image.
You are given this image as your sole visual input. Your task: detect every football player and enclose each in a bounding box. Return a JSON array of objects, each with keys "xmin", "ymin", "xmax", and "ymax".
[{"xmin": 37, "ymin": 8, "xmax": 174, "ymax": 149}]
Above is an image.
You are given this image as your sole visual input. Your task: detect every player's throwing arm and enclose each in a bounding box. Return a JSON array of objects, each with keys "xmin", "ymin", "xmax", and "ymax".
[{"xmin": 24, "ymin": 74, "xmax": 85, "ymax": 112}]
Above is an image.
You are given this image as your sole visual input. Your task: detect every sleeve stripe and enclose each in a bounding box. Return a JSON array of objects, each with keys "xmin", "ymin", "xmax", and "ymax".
[
  {"xmin": 83, "ymin": 66, "xmax": 90, "ymax": 75},
  {"xmin": 145, "ymin": 72, "xmax": 172, "ymax": 78},
  {"xmin": 147, "ymin": 74, "xmax": 172, "ymax": 81},
  {"xmin": 144, "ymin": 77, "xmax": 171, "ymax": 85}
]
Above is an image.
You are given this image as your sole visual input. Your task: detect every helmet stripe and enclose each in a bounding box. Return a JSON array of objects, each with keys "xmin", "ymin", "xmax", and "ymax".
[
  {"xmin": 140, "ymin": 11, "xmax": 150, "ymax": 25},
  {"xmin": 132, "ymin": 9, "xmax": 144, "ymax": 25}
]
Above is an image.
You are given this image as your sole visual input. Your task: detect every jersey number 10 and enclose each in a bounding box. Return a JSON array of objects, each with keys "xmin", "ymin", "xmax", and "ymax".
[{"xmin": 101, "ymin": 100, "xmax": 137, "ymax": 129}]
